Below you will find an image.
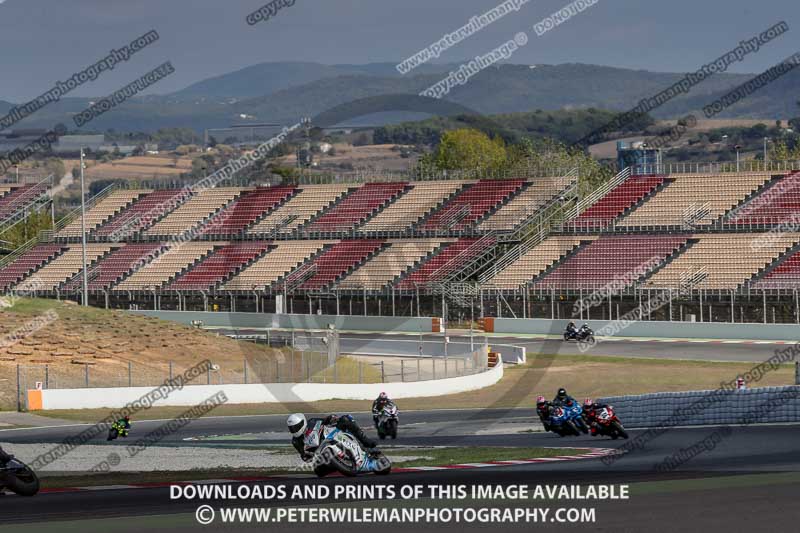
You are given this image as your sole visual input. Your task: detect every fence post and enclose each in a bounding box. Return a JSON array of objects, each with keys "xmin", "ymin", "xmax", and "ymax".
[
  {"xmin": 401, "ymin": 360, "xmax": 405, "ymax": 382},
  {"xmin": 381, "ymin": 361, "xmax": 385, "ymax": 383},
  {"xmin": 16, "ymin": 364, "xmax": 21, "ymax": 412},
  {"xmin": 85, "ymin": 363, "xmax": 89, "ymax": 388},
  {"xmin": 306, "ymin": 355, "xmax": 311, "ymax": 383},
  {"xmin": 244, "ymin": 357, "xmax": 248, "ymax": 384},
  {"xmin": 207, "ymin": 365, "xmax": 211, "ymax": 385},
  {"xmin": 276, "ymin": 359, "xmax": 280, "ymax": 383},
  {"xmin": 169, "ymin": 361, "xmax": 173, "ymax": 381},
  {"xmin": 432, "ymin": 358, "xmax": 436, "ymax": 380},
  {"xmin": 417, "ymin": 359, "xmax": 421, "ymax": 382},
  {"xmin": 128, "ymin": 361, "xmax": 132, "ymax": 387},
  {"xmin": 45, "ymin": 365, "xmax": 49, "ymax": 389},
  {"xmin": 358, "ymin": 361, "xmax": 363, "ymax": 384}
]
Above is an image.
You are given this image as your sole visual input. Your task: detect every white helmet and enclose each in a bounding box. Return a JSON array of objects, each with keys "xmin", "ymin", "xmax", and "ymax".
[{"xmin": 287, "ymin": 413, "xmax": 307, "ymax": 437}]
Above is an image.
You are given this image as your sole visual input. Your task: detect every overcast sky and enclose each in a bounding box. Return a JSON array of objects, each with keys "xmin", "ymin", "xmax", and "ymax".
[{"xmin": 0, "ymin": 0, "xmax": 797, "ymax": 101}]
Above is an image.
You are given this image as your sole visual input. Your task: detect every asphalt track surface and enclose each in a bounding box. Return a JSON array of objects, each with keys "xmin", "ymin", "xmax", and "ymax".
[{"xmin": 1, "ymin": 333, "xmax": 798, "ymax": 531}]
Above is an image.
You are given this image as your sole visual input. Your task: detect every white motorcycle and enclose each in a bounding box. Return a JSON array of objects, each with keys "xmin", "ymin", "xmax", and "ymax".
[
  {"xmin": 376, "ymin": 404, "xmax": 399, "ymax": 440},
  {"xmin": 311, "ymin": 423, "xmax": 391, "ymax": 477}
]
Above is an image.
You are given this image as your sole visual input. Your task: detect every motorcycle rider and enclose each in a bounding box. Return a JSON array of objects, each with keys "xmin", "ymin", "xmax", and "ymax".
[
  {"xmin": 372, "ymin": 392, "xmax": 395, "ymax": 429},
  {"xmin": 583, "ymin": 398, "xmax": 611, "ymax": 436},
  {"xmin": 565, "ymin": 321, "xmax": 578, "ymax": 339},
  {"xmin": 552, "ymin": 387, "xmax": 578, "ymax": 407},
  {"xmin": 0, "ymin": 446, "xmax": 12, "ymax": 466},
  {"xmin": 535, "ymin": 395, "xmax": 552, "ymax": 432},
  {"xmin": 288, "ymin": 413, "xmax": 378, "ymax": 463}
]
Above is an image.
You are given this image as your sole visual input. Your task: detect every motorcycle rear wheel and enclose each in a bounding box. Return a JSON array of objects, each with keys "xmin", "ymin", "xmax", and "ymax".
[{"xmin": 3, "ymin": 464, "xmax": 39, "ymax": 496}]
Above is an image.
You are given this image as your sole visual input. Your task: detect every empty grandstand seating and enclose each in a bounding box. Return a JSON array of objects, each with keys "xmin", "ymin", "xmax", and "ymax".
[
  {"xmin": 420, "ymin": 179, "xmax": 526, "ymax": 232},
  {"xmin": 751, "ymin": 248, "xmax": 800, "ymax": 289},
  {"xmin": 296, "ymin": 240, "xmax": 385, "ymax": 291},
  {"xmin": 0, "ymin": 182, "xmax": 50, "ymax": 223},
  {"xmin": 619, "ymin": 172, "xmax": 774, "ymax": 228},
  {"xmin": 727, "ymin": 171, "xmax": 800, "ymax": 226},
  {"xmin": 14, "ymin": 244, "xmax": 115, "ymax": 292},
  {"xmin": 360, "ymin": 181, "xmax": 467, "ymax": 234},
  {"xmin": 61, "ymin": 243, "xmax": 165, "ymax": 292},
  {"xmin": 485, "ymin": 236, "xmax": 590, "ymax": 290},
  {"xmin": 304, "ymin": 182, "xmax": 408, "ymax": 233},
  {"xmin": 222, "ymin": 241, "xmax": 330, "ymax": 291},
  {"xmin": 93, "ymin": 189, "xmax": 192, "ymax": 240},
  {"xmin": 337, "ymin": 240, "xmax": 444, "ymax": 290},
  {"xmin": 166, "ymin": 241, "xmax": 271, "ymax": 291},
  {"xmin": 395, "ymin": 237, "xmax": 491, "ymax": 289},
  {"xmin": 247, "ymin": 184, "xmax": 351, "ymax": 236},
  {"xmin": 201, "ymin": 186, "xmax": 297, "ymax": 237},
  {"xmin": 532, "ymin": 235, "xmax": 689, "ymax": 289},
  {"xmin": 57, "ymin": 190, "xmax": 151, "ymax": 239},
  {"xmin": 0, "ymin": 244, "xmax": 66, "ymax": 291},
  {"xmin": 144, "ymin": 188, "xmax": 242, "ymax": 237},
  {"xmin": 570, "ymin": 176, "xmax": 666, "ymax": 229},
  {"xmin": 114, "ymin": 242, "xmax": 218, "ymax": 290},
  {"xmin": 478, "ymin": 176, "xmax": 575, "ymax": 232},
  {"xmin": 645, "ymin": 233, "xmax": 800, "ymax": 290}
]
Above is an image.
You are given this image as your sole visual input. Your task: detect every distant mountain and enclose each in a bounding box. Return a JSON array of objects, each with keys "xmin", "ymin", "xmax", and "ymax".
[{"xmin": 1, "ymin": 62, "xmax": 796, "ymax": 134}]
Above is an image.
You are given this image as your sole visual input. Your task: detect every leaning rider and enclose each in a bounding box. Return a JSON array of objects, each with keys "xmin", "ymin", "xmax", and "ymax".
[
  {"xmin": 582, "ymin": 398, "xmax": 610, "ymax": 435},
  {"xmin": 535, "ymin": 396, "xmax": 553, "ymax": 432},
  {"xmin": 371, "ymin": 392, "xmax": 394, "ymax": 429},
  {"xmin": 114, "ymin": 415, "xmax": 132, "ymax": 437},
  {"xmin": 565, "ymin": 321, "xmax": 577, "ymax": 337},
  {"xmin": 287, "ymin": 413, "xmax": 377, "ymax": 462},
  {"xmin": 552, "ymin": 387, "xmax": 578, "ymax": 407}
]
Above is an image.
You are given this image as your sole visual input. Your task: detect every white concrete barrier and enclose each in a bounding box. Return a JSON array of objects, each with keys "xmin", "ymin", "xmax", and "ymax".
[{"xmin": 28, "ymin": 360, "xmax": 504, "ymax": 410}]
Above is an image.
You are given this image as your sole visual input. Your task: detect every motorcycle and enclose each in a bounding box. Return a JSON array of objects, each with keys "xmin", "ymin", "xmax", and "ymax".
[
  {"xmin": 564, "ymin": 324, "xmax": 595, "ymax": 343},
  {"xmin": 549, "ymin": 403, "xmax": 589, "ymax": 436},
  {"xmin": 313, "ymin": 425, "xmax": 391, "ymax": 477},
  {"xmin": 0, "ymin": 457, "xmax": 40, "ymax": 497},
  {"xmin": 107, "ymin": 420, "xmax": 130, "ymax": 441},
  {"xmin": 590, "ymin": 406, "xmax": 629, "ymax": 440},
  {"xmin": 376, "ymin": 404, "xmax": 399, "ymax": 440}
]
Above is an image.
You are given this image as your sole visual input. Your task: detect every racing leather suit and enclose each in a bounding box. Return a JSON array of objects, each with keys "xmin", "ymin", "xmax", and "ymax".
[
  {"xmin": 291, "ymin": 415, "xmax": 377, "ymax": 462},
  {"xmin": 583, "ymin": 403, "xmax": 610, "ymax": 435},
  {"xmin": 536, "ymin": 403, "xmax": 552, "ymax": 432},
  {"xmin": 552, "ymin": 395, "xmax": 578, "ymax": 408}
]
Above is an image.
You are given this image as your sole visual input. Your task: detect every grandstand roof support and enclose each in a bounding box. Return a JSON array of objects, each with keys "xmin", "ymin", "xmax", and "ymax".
[{"xmin": 79, "ymin": 149, "xmax": 89, "ymax": 306}]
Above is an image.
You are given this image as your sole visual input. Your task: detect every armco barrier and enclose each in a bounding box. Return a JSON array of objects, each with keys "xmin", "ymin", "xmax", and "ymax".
[
  {"xmin": 490, "ymin": 318, "xmax": 800, "ymax": 341},
  {"xmin": 598, "ymin": 386, "xmax": 800, "ymax": 428},
  {"xmin": 132, "ymin": 311, "xmax": 442, "ymax": 333},
  {"xmin": 27, "ymin": 358, "xmax": 503, "ymax": 410}
]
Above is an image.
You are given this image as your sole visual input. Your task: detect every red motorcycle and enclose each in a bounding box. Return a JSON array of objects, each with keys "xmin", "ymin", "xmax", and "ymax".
[{"xmin": 590, "ymin": 406, "xmax": 629, "ymax": 440}]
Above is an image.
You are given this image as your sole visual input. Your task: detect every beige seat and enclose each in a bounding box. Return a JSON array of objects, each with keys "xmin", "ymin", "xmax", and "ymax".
[
  {"xmin": 248, "ymin": 185, "xmax": 351, "ymax": 235},
  {"xmin": 360, "ymin": 181, "xmax": 467, "ymax": 232},
  {"xmin": 144, "ymin": 188, "xmax": 243, "ymax": 237},
  {"xmin": 57, "ymin": 190, "xmax": 151, "ymax": 238},
  {"xmin": 483, "ymin": 236, "xmax": 595, "ymax": 290},
  {"xmin": 14, "ymin": 244, "xmax": 116, "ymax": 291},
  {"xmin": 620, "ymin": 173, "xmax": 773, "ymax": 227},
  {"xmin": 114, "ymin": 242, "xmax": 220, "ymax": 290},
  {"xmin": 644, "ymin": 233, "xmax": 800, "ymax": 289},
  {"xmin": 337, "ymin": 239, "xmax": 445, "ymax": 290},
  {"xmin": 479, "ymin": 176, "xmax": 575, "ymax": 231},
  {"xmin": 222, "ymin": 241, "xmax": 331, "ymax": 291}
]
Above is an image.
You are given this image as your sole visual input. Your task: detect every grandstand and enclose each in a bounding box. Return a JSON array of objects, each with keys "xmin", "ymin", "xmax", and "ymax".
[{"xmin": 3, "ymin": 168, "xmax": 800, "ymax": 323}]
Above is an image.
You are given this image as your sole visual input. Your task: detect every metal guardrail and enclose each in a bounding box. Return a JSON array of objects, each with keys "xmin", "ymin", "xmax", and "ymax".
[{"xmin": 633, "ymin": 160, "xmax": 800, "ymax": 175}]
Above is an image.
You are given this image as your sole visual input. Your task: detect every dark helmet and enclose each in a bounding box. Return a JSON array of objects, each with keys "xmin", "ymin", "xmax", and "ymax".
[{"xmin": 557, "ymin": 388, "xmax": 567, "ymax": 398}]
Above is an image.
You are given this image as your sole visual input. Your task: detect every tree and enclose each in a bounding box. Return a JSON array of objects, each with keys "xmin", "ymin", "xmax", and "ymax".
[{"xmin": 430, "ymin": 128, "xmax": 507, "ymax": 173}]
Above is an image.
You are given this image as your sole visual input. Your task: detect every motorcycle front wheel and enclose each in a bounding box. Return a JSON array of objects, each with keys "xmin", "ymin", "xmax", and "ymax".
[
  {"xmin": 612, "ymin": 421, "xmax": 629, "ymax": 439},
  {"xmin": 387, "ymin": 420, "xmax": 398, "ymax": 439}
]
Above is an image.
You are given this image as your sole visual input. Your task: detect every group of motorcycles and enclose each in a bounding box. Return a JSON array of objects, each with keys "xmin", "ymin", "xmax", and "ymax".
[{"xmin": 540, "ymin": 401, "xmax": 628, "ymax": 440}]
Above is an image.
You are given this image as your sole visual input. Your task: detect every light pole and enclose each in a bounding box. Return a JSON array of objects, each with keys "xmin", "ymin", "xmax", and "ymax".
[
  {"xmin": 79, "ymin": 148, "xmax": 89, "ymax": 306},
  {"xmin": 735, "ymin": 145, "xmax": 741, "ymax": 172},
  {"xmin": 14, "ymin": 165, "xmax": 19, "ymax": 184}
]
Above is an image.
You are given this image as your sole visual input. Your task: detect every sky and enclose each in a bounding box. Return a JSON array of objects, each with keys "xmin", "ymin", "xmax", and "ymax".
[{"xmin": 0, "ymin": 0, "xmax": 798, "ymax": 101}]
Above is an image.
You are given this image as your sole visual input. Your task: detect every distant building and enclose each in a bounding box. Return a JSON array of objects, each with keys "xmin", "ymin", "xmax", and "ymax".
[{"xmin": 54, "ymin": 135, "xmax": 105, "ymax": 154}]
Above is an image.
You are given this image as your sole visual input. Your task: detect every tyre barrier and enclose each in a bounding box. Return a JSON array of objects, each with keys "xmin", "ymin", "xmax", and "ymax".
[{"xmin": 598, "ymin": 385, "xmax": 800, "ymax": 428}]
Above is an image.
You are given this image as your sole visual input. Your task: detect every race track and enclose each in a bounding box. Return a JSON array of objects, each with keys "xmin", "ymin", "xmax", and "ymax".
[{"xmin": 1, "ymin": 333, "xmax": 798, "ymax": 532}]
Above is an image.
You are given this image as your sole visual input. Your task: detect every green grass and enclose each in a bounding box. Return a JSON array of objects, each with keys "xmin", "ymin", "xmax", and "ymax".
[{"xmin": 394, "ymin": 446, "xmax": 582, "ymax": 467}]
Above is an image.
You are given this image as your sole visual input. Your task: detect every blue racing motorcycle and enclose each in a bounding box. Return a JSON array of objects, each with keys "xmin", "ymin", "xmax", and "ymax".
[{"xmin": 549, "ymin": 404, "xmax": 589, "ymax": 437}]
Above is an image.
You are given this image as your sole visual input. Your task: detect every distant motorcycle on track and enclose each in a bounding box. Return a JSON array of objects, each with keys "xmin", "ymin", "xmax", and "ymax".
[
  {"xmin": 564, "ymin": 324, "xmax": 595, "ymax": 344},
  {"xmin": 549, "ymin": 404, "xmax": 589, "ymax": 436},
  {"xmin": 590, "ymin": 406, "xmax": 629, "ymax": 440},
  {"xmin": 376, "ymin": 404, "xmax": 399, "ymax": 440}
]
